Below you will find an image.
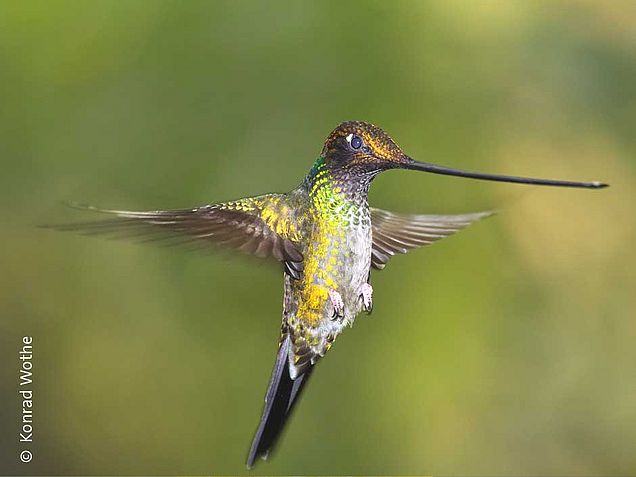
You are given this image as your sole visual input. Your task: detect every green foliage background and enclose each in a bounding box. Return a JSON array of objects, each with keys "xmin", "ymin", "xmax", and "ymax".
[{"xmin": 1, "ymin": 1, "xmax": 635, "ymax": 475}]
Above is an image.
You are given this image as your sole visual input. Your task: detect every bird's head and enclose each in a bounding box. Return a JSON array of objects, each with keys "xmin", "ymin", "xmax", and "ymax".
[
  {"xmin": 320, "ymin": 120, "xmax": 608, "ymax": 189},
  {"xmin": 321, "ymin": 121, "xmax": 409, "ymax": 175}
]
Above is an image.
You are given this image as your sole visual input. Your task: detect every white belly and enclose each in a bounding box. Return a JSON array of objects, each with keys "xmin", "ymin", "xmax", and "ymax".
[{"xmin": 340, "ymin": 223, "xmax": 372, "ymax": 322}]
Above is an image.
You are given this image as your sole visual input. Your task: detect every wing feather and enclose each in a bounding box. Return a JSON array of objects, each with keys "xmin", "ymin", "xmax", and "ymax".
[
  {"xmin": 370, "ymin": 208, "xmax": 493, "ymax": 269},
  {"xmin": 46, "ymin": 197, "xmax": 304, "ymax": 269}
]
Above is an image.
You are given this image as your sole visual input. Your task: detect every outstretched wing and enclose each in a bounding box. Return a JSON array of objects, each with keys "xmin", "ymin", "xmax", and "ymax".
[
  {"xmin": 47, "ymin": 195, "xmax": 304, "ymax": 277},
  {"xmin": 370, "ymin": 208, "xmax": 493, "ymax": 270}
]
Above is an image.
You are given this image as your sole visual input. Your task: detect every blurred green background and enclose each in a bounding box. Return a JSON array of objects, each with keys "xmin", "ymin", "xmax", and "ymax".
[{"xmin": 1, "ymin": 0, "xmax": 635, "ymax": 475}]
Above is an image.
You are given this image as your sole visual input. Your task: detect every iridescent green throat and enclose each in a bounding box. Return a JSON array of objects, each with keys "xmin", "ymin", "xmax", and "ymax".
[{"xmin": 304, "ymin": 157, "xmax": 371, "ymax": 209}]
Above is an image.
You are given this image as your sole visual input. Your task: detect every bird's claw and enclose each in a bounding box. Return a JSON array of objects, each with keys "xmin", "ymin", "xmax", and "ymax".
[
  {"xmin": 359, "ymin": 283, "xmax": 373, "ymax": 314},
  {"xmin": 329, "ymin": 289, "xmax": 345, "ymax": 320}
]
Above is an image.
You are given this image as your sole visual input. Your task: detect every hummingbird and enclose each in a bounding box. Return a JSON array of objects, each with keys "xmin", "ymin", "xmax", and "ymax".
[{"xmin": 49, "ymin": 121, "xmax": 607, "ymax": 468}]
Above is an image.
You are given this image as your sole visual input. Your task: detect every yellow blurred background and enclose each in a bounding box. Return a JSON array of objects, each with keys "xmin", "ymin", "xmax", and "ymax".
[{"xmin": 1, "ymin": 1, "xmax": 635, "ymax": 474}]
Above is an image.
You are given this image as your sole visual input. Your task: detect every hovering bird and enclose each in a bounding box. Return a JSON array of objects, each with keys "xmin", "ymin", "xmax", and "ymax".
[{"xmin": 49, "ymin": 121, "xmax": 607, "ymax": 468}]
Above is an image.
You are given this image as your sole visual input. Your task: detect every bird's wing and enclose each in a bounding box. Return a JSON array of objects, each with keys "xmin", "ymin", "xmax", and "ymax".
[
  {"xmin": 47, "ymin": 195, "xmax": 304, "ymax": 277},
  {"xmin": 370, "ymin": 208, "xmax": 493, "ymax": 270}
]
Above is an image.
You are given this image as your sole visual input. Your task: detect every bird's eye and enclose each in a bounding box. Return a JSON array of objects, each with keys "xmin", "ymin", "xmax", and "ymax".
[{"xmin": 347, "ymin": 133, "xmax": 363, "ymax": 150}]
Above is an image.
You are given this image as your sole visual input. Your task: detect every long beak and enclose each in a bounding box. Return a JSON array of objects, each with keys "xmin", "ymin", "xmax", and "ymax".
[{"xmin": 402, "ymin": 158, "xmax": 608, "ymax": 189}]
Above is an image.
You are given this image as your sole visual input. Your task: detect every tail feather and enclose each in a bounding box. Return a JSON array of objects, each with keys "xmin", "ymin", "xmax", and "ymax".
[{"xmin": 247, "ymin": 335, "xmax": 314, "ymax": 468}]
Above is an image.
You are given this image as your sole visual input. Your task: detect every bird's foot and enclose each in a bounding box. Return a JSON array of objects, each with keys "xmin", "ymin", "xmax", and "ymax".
[
  {"xmin": 358, "ymin": 283, "xmax": 373, "ymax": 314},
  {"xmin": 329, "ymin": 289, "xmax": 345, "ymax": 320}
]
